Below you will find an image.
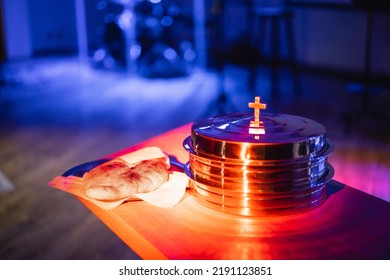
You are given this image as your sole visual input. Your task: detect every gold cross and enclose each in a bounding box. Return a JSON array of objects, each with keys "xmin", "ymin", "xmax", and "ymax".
[{"xmin": 248, "ymin": 96, "xmax": 267, "ymax": 125}]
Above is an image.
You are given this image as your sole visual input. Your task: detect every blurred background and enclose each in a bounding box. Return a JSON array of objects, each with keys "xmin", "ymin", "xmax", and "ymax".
[{"xmin": 0, "ymin": 0, "xmax": 389, "ymax": 259}]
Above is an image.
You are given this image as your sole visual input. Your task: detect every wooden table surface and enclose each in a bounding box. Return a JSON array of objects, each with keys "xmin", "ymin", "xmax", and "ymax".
[{"xmin": 77, "ymin": 124, "xmax": 390, "ymax": 260}]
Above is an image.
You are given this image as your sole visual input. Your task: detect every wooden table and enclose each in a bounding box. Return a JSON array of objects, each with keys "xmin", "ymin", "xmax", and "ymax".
[{"xmin": 77, "ymin": 124, "xmax": 390, "ymax": 260}]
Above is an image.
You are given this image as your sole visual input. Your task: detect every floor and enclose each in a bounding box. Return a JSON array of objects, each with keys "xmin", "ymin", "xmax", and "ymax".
[{"xmin": 0, "ymin": 56, "xmax": 389, "ymax": 259}]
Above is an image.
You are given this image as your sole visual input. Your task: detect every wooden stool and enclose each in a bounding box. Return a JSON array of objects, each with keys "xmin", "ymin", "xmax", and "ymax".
[{"xmin": 249, "ymin": 3, "xmax": 300, "ymax": 97}]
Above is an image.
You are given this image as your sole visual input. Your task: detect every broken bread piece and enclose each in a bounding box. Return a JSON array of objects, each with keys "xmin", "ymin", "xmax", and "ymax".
[{"xmin": 83, "ymin": 157, "xmax": 169, "ymax": 201}]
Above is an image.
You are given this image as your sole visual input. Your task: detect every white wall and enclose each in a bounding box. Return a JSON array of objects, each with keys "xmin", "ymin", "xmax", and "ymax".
[
  {"xmin": 27, "ymin": 0, "xmax": 77, "ymax": 55},
  {"xmin": 2, "ymin": 0, "xmax": 32, "ymax": 60},
  {"xmin": 2, "ymin": 0, "xmax": 77, "ymax": 60}
]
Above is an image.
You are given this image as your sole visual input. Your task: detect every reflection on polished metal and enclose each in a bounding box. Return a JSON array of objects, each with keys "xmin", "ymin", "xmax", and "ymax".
[
  {"xmin": 183, "ymin": 96, "xmax": 335, "ymax": 216},
  {"xmin": 189, "ymin": 113, "xmax": 328, "ymax": 160},
  {"xmin": 190, "ymin": 185, "xmax": 328, "ymax": 216}
]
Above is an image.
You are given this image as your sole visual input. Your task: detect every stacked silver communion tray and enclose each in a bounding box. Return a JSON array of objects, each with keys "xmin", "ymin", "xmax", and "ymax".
[{"xmin": 183, "ymin": 97, "xmax": 334, "ymax": 216}]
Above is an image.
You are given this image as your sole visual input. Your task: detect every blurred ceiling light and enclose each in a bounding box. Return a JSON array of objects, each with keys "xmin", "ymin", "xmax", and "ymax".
[
  {"xmin": 145, "ymin": 17, "xmax": 158, "ymax": 28},
  {"xmin": 164, "ymin": 48, "xmax": 177, "ymax": 60},
  {"xmin": 130, "ymin": 44, "xmax": 142, "ymax": 60},
  {"xmin": 93, "ymin": 49, "xmax": 106, "ymax": 62},
  {"xmin": 118, "ymin": 9, "xmax": 134, "ymax": 30},
  {"xmin": 184, "ymin": 49, "xmax": 196, "ymax": 62}
]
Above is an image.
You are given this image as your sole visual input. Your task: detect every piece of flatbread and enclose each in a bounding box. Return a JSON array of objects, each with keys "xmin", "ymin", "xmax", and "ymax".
[{"xmin": 83, "ymin": 157, "xmax": 169, "ymax": 201}]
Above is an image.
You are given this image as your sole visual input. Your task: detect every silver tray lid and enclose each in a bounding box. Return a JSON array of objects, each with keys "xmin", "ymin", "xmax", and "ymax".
[{"xmin": 189, "ymin": 112, "xmax": 332, "ymax": 161}]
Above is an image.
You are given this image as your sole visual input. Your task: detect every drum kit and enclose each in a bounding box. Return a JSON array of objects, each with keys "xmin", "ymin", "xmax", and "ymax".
[{"xmin": 96, "ymin": 0, "xmax": 194, "ymax": 77}]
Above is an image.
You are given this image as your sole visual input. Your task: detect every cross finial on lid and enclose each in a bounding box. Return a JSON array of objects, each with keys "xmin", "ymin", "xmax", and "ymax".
[{"xmin": 249, "ymin": 96, "xmax": 267, "ymax": 125}]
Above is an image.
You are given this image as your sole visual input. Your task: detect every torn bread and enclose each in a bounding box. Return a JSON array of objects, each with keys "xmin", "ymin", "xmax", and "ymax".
[{"xmin": 83, "ymin": 157, "xmax": 169, "ymax": 201}]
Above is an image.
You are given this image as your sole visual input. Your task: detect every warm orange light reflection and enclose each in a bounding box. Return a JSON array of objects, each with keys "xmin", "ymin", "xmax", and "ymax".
[{"xmin": 240, "ymin": 143, "xmax": 250, "ymax": 194}]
